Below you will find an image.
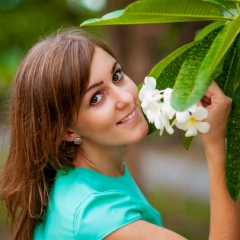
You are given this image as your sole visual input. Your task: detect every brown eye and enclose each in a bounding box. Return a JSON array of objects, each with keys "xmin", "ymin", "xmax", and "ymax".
[
  {"xmin": 113, "ymin": 70, "xmax": 123, "ymax": 83},
  {"xmin": 91, "ymin": 93, "xmax": 103, "ymax": 105}
]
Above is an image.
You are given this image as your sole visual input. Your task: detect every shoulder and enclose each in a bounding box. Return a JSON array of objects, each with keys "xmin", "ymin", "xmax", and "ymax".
[{"xmin": 73, "ymin": 190, "xmax": 144, "ymax": 239}]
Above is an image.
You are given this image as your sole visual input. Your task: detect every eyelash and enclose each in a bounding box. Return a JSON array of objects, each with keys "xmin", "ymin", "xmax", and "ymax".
[
  {"xmin": 90, "ymin": 69, "xmax": 123, "ymax": 106},
  {"xmin": 113, "ymin": 69, "xmax": 123, "ymax": 83},
  {"xmin": 90, "ymin": 92, "xmax": 104, "ymax": 106}
]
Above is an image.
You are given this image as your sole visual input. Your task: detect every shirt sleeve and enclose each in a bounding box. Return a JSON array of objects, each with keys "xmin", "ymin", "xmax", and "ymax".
[{"xmin": 73, "ymin": 191, "xmax": 143, "ymax": 240}]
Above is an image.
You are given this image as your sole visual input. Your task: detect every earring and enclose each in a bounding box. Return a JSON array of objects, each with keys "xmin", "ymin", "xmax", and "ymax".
[{"xmin": 73, "ymin": 137, "xmax": 82, "ymax": 145}]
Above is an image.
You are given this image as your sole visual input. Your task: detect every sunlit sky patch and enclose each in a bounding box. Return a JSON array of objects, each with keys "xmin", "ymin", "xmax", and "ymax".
[{"xmin": 67, "ymin": 0, "xmax": 107, "ymax": 12}]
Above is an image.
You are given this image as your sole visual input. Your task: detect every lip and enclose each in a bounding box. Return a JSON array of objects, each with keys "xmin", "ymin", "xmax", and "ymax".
[{"xmin": 117, "ymin": 108, "xmax": 138, "ymax": 125}]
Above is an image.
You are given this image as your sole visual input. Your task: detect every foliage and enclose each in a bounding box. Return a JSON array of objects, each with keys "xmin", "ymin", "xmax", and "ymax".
[
  {"xmin": 81, "ymin": 0, "xmax": 240, "ymax": 201},
  {"xmin": 0, "ymin": 0, "xmax": 105, "ymax": 120}
]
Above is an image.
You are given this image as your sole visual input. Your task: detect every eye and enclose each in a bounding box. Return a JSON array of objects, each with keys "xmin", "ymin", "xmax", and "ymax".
[
  {"xmin": 90, "ymin": 93, "xmax": 104, "ymax": 106},
  {"xmin": 113, "ymin": 70, "xmax": 123, "ymax": 83}
]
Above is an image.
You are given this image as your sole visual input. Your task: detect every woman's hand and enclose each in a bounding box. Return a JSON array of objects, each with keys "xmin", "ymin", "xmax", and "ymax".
[
  {"xmin": 199, "ymin": 81, "xmax": 232, "ymax": 148},
  {"xmin": 198, "ymin": 82, "xmax": 240, "ymax": 240}
]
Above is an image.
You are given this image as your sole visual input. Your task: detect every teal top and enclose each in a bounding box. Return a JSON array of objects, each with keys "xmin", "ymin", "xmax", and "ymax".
[{"xmin": 33, "ymin": 164, "xmax": 162, "ymax": 240}]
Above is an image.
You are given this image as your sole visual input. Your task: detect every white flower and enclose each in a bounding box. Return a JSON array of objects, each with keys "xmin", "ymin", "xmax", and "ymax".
[
  {"xmin": 139, "ymin": 76, "xmax": 164, "ymax": 127},
  {"xmin": 139, "ymin": 76, "xmax": 210, "ymax": 138},
  {"xmin": 162, "ymin": 88, "xmax": 176, "ymax": 119},
  {"xmin": 160, "ymin": 111, "xmax": 174, "ymax": 136},
  {"xmin": 139, "ymin": 77, "xmax": 163, "ymax": 115},
  {"xmin": 175, "ymin": 106, "xmax": 210, "ymax": 137},
  {"xmin": 162, "ymin": 88, "xmax": 197, "ymax": 123},
  {"xmin": 139, "ymin": 77, "xmax": 174, "ymax": 135}
]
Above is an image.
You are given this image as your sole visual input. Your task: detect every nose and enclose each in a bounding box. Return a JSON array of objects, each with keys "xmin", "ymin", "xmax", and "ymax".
[{"xmin": 113, "ymin": 86, "xmax": 134, "ymax": 110}]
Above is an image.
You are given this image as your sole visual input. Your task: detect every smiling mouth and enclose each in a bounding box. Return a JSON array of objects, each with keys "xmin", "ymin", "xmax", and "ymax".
[{"xmin": 117, "ymin": 109, "xmax": 136, "ymax": 124}]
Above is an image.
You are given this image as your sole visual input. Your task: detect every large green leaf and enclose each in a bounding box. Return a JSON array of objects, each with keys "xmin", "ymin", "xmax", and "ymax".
[
  {"xmin": 226, "ymin": 84, "xmax": 240, "ymax": 201},
  {"xmin": 214, "ymin": 35, "xmax": 240, "ymax": 201},
  {"xmin": 227, "ymin": 1, "xmax": 240, "ymax": 8},
  {"xmin": 81, "ymin": 0, "xmax": 229, "ymax": 26},
  {"xmin": 171, "ymin": 26, "xmax": 223, "ymax": 110},
  {"xmin": 149, "ymin": 41, "xmax": 199, "ymax": 88},
  {"xmin": 194, "ymin": 21, "xmax": 226, "ymax": 41},
  {"xmin": 171, "ymin": 15, "xmax": 240, "ymax": 111},
  {"xmin": 215, "ymin": 34, "xmax": 240, "ymax": 97},
  {"xmin": 202, "ymin": 0, "xmax": 230, "ymax": 11},
  {"xmin": 234, "ymin": 38, "xmax": 240, "ymax": 91}
]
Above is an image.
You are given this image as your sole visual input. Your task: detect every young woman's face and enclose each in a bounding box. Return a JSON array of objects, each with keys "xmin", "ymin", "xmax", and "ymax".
[{"xmin": 71, "ymin": 47, "xmax": 148, "ymax": 148}]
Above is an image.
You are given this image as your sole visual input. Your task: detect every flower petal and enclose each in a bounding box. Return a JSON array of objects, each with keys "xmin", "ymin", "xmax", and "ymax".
[
  {"xmin": 192, "ymin": 106, "xmax": 208, "ymax": 121},
  {"xmin": 176, "ymin": 111, "xmax": 190, "ymax": 123},
  {"xmin": 145, "ymin": 77, "xmax": 156, "ymax": 90},
  {"xmin": 163, "ymin": 88, "xmax": 172, "ymax": 103},
  {"xmin": 185, "ymin": 127, "xmax": 198, "ymax": 137},
  {"xmin": 188, "ymin": 104, "xmax": 197, "ymax": 113},
  {"xmin": 175, "ymin": 122, "xmax": 188, "ymax": 131},
  {"xmin": 165, "ymin": 124, "xmax": 174, "ymax": 135},
  {"xmin": 141, "ymin": 99, "xmax": 148, "ymax": 109},
  {"xmin": 154, "ymin": 116, "xmax": 162, "ymax": 129},
  {"xmin": 163, "ymin": 103, "xmax": 176, "ymax": 119},
  {"xmin": 159, "ymin": 129, "xmax": 164, "ymax": 136},
  {"xmin": 196, "ymin": 121, "xmax": 210, "ymax": 133},
  {"xmin": 139, "ymin": 85, "xmax": 147, "ymax": 101}
]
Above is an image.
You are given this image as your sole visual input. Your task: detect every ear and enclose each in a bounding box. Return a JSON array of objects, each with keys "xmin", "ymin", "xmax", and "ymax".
[{"xmin": 64, "ymin": 129, "xmax": 79, "ymax": 142}]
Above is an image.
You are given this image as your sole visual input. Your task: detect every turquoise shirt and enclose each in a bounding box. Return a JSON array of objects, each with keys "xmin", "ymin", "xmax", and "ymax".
[{"xmin": 33, "ymin": 164, "xmax": 162, "ymax": 239}]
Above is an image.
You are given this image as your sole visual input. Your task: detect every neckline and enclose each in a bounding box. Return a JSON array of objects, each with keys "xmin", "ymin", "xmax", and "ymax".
[{"xmin": 73, "ymin": 163, "xmax": 127, "ymax": 179}]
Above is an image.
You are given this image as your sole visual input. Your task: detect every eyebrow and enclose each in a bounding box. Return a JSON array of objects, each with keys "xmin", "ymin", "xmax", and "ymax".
[
  {"xmin": 111, "ymin": 61, "xmax": 118, "ymax": 74},
  {"xmin": 86, "ymin": 61, "xmax": 118, "ymax": 93},
  {"xmin": 86, "ymin": 81, "xmax": 104, "ymax": 93}
]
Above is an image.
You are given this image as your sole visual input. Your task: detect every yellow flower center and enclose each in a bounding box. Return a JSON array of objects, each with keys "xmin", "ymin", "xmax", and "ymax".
[{"xmin": 189, "ymin": 117, "xmax": 196, "ymax": 125}]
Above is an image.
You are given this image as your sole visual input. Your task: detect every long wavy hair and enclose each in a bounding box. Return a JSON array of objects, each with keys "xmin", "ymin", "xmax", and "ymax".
[{"xmin": 0, "ymin": 28, "xmax": 115, "ymax": 240}]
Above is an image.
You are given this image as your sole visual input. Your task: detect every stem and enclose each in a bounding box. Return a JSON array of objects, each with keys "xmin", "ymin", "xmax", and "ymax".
[
  {"xmin": 171, "ymin": 119, "xmax": 177, "ymax": 127},
  {"xmin": 236, "ymin": 3, "xmax": 240, "ymax": 15}
]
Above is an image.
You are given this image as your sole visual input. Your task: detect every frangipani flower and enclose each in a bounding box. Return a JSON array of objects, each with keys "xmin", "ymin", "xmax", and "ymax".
[
  {"xmin": 175, "ymin": 106, "xmax": 210, "ymax": 137},
  {"xmin": 139, "ymin": 77, "xmax": 174, "ymax": 136},
  {"xmin": 139, "ymin": 76, "xmax": 210, "ymax": 138},
  {"xmin": 139, "ymin": 77, "xmax": 163, "ymax": 115},
  {"xmin": 160, "ymin": 111, "xmax": 174, "ymax": 136},
  {"xmin": 162, "ymin": 88, "xmax": 197, "ymax": 123}
]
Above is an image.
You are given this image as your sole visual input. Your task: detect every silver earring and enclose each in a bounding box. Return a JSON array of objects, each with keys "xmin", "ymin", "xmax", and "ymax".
[{"xmin": 73, "ymin": 137, "xmax": 82, "ymax": 145}]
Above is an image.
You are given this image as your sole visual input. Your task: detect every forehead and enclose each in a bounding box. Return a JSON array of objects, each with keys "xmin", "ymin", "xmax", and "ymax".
[{"xmin": 89, "ymin": 47, "xmax": 115, "ymax": 80}]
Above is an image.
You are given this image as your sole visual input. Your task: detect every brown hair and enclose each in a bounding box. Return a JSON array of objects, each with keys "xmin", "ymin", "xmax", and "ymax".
[{"xmin": 0, "ymin": 28, "xmax": 115, "ymax": 240}]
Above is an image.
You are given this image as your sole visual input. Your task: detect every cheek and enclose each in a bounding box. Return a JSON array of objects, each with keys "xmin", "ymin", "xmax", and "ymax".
[
  {"xmin": 75, "ymin": 107, "xmax": 116, "ymax": 134},
  {"xmin": 124, "ymin": 78, "xmax": 139, "ymax": 99}
]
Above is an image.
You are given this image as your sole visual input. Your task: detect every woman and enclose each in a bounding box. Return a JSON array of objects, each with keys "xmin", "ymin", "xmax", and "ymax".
[{"xmin": 0, "ymin": 28, "xmax": 239, "ymax": 240}]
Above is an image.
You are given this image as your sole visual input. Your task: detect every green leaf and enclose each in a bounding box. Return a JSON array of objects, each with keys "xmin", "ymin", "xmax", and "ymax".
[
  {"xmin": 172, "ymin": 15, "xmax": 240, "ymax": 111},
  {"xmin": 234, "ymin": 38, "xmax": 240, "ymax": 91},
  {"xmin": 215, "ymin": 33, "xmax": 240, "ymax": 97},
  {"xmin": 182, "ymin": 136, "xmax": 194, "ymax": 150},
  {"xmin": 171, "ymin": 26, "xmax": 223, "ymax": 111},
  {"xmin": 194, "ymin": 21, "xmax": 226, "ymax": 41},
  {"xmin": 81, "ymin": 0, "xmax": 228, "ymax": 26},
  {"xmin": 202, "ymin": 0, "xmax": 230, "ymax": 11},
  {"xmin": 226, "ymin": 84, "xmax": 240, "ymax": 201},
  {"xmin": 149, "ymin": 41, "xmax": 199, "ymax": 89},
  {"xmin": 227, "ymin": 1, "xmax": 240, "ymax": 8}
]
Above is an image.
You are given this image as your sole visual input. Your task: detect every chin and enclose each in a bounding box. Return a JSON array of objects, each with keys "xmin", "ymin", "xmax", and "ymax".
[{"xmin": 131, "ymin": 121, "xmax": 149, "ymax": 143}]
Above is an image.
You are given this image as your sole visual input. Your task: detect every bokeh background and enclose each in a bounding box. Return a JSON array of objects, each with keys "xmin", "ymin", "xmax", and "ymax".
[{"xmin": 0, "ymin": 0, "xmax": 211, "ymax": 239}]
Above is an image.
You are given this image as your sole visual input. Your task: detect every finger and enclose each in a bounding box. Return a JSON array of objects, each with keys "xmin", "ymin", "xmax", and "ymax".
[{"xmin": 204, "ymin": 81, "xmax": 225, "ymax": 98}]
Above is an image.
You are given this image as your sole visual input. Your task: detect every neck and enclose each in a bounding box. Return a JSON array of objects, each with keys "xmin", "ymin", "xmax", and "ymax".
[{"xmin": 73, "ymin": 141, "xmax": 127, "ymax": 177}]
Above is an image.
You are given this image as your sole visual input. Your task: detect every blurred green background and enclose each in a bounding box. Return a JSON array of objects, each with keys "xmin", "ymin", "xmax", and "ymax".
[{"xmin": 0, "ymin": 0, "xmax": 210, "ymax": 239}]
